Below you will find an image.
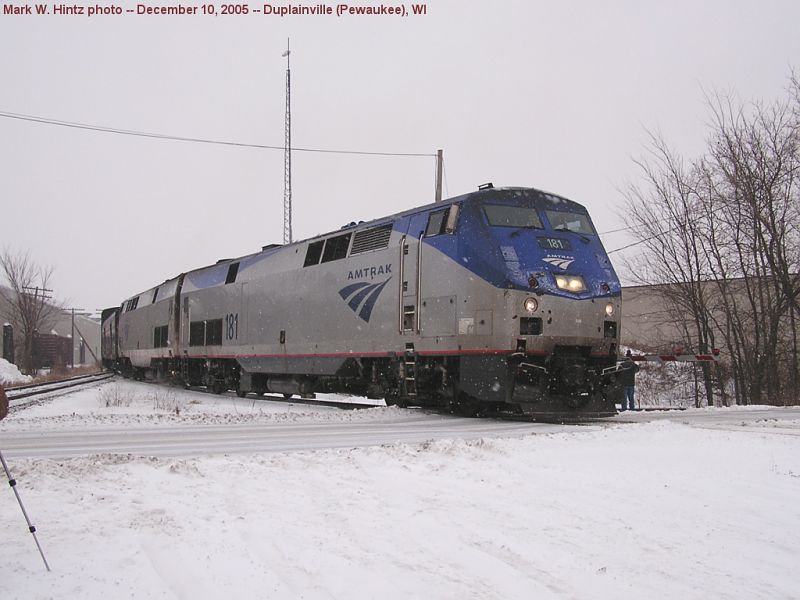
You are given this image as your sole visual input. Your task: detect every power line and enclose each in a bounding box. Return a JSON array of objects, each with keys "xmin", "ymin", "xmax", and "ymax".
[
  {"xmin": 607, "ymin": 224, "xmax": 682, "ymax": 254},
  {"xmin": 0, "ymin": 110, "xmax": 437, "ymax": 158},
  {"xmin": 599, "ymin": 224, "xmax": 636, "ymax": 235}
]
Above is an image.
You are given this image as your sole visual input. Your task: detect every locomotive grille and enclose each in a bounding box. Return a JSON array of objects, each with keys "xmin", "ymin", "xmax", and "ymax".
[{"xmin": 350, "ymin": 224, "xmax": 393, "ymax": 255}]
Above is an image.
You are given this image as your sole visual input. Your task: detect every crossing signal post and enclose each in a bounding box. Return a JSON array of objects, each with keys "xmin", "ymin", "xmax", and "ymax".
[{"xmin": 0, "ymin": 449, "xmax": 51, "ymax": 571}]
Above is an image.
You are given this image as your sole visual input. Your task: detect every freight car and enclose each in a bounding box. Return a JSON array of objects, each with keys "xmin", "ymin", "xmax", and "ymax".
[{"xmin": 102, "ymin": 185, "xmax": 624, "ymax": 418}]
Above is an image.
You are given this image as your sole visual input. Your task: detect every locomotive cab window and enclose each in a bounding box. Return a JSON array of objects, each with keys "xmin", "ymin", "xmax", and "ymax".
[
  {"xmin": 425, "ymin": 204, "xmax": 460, "ymax": 237},
  {"xmin": 483, "ymin": 204, "xmax": 543, "ymax": 229},
  {"xmin": 425, "ymin": 210, "xmax": 447, "ymax": 236},
  {"xmin": 545, "ymin": 210, "xmax": 596, "ymax": 235}
]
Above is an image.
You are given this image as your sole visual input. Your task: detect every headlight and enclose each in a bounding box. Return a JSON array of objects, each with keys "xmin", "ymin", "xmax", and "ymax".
[
  {"xmin": 524, "ymin": 297, "xmax": 538, "ymax": 313},
  {"xmin": 605, "ymin": 302, "xmax": 614, "ymax": 316},
  {"xmin": 555, "ymin": 275, "xmax": 586, "ymax": 293}
]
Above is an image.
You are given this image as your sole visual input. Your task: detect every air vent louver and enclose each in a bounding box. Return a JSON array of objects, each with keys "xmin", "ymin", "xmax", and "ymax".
[{"xmin": 350, "ymin": 224, "xmax": 393, "ymax": 255}]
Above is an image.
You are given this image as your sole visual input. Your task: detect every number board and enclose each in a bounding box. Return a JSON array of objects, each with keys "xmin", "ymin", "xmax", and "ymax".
[{"xmin": 537, "ymin": 237, "xmax": 572, "ymax": 251}]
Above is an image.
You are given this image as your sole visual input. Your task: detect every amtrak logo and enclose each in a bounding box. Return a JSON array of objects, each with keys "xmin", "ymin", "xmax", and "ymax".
[
  {"xmin": 338, "ymin": 278, "xmax": 392, "ymax": 322},
  {"xmin": 543, "ymin": 256, "xmax": 575, "ymax": 270}
]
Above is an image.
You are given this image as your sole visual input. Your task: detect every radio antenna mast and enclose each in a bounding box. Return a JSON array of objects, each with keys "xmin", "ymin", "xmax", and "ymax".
[{"xmin": 282, "ymin": 39, "xmax": 292, "ymax": 245}]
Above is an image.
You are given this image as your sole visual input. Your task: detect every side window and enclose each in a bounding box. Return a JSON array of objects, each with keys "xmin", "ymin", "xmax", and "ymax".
[
  {"xmin": 152, "ymin": 287, "xmax": 160, "ymax": 303},
  {"xmin": 189, "ymin": 321, "xmax": 205, "ymax": 346},
  {"xmin": 205, "ymin": 319, "xmax": 223, "ymax": 346},
  {"xmin": 225, "ymin": 262, "xmax": 240, "ymax": 284},
  {"xmin": 425, "ymin": 210, "xmax": 447, "ymax": 237},
  {"xmin": 304, "ymin": 240, "xmax": 324, "ymax": 267},
  {"xmin": 125, "ymin": 297, "xmax": 140, "ymax": 312},
  {"xmin": 189, "ymin": 320, "xmax": 223, "ymax": 346},
  {"xmin": 425, "ymin": 204, "xmax": 460, "ymax": 237},
  {"xmin": 153, "ymin": 325, "xmax": 169, "ymax": 348},
  {"xmin": 321, "ymin": 233, "xmax": 352, "ymax": 263}
]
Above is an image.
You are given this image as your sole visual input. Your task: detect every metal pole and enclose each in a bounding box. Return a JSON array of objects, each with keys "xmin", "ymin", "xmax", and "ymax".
[
  {"xmin": 435, "ymin": 149, "xmax": 443, "ymax": 202},
  {"xmin": 63, "ymin": 308, "xmax": 87, "ymax": 369},
  {"xmin": 0, "ymin": 449, "xmax": 51, "ymax": 571},
  {"xmin": 71, "ymin": 308, "xmax": 75, "ymax": 368},
  {"xmin": 283, "ymin": 38, "xmax": 293, "ymax": 245}
]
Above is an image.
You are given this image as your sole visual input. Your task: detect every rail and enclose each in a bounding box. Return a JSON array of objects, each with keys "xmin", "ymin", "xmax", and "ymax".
[{"xmin": 6, "ymin": 371, "xmax": 114, "ymax": 407}]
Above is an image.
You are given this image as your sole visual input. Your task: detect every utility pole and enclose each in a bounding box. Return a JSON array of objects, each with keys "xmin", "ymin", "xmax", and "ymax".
[
  {"xmin": 282, "ymin": 38, "xmax": 293, "ymax": 245},
  {"xmin": 435, "ymin": 149, "xmax": 444, "ymax": 202},
  {"xmin": 61, "ymin": 308, "xmax": 90, "ymax": 368},
  {"xmin": 70, "ymin": 308, "xmax": 82, "ymax": 368},
  {"xmin": 21, "ymin": 286, "xmax": 52, "ymax": 302}
]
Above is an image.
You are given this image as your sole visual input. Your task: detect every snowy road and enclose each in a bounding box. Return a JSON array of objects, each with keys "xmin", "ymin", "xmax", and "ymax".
[
  {"xmin": 1, "ymin": 413, "xmax": 567, "ymax": 459},
  {"xmin": 611, "ymin": 406, "xmax": 800, "ymax": 435},
  {"xmin": 3, "ymin": 377, "xmax": 798, "ymax": 459}
]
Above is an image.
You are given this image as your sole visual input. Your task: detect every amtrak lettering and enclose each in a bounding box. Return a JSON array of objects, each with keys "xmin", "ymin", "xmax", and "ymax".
[
  {"xmin": 338, "ymin": 278, "xmax": 392, "ymax": 322},
  {"xmin": 347, "ymin": 264, "xmax": 392, "ymax": 280}
]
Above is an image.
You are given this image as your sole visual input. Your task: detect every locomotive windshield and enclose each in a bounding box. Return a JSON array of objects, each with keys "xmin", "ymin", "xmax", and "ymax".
[
  {"xmin": 545, "ymin": 210, "xmax": 596, "ymax": 235},
  {"xmin": 483, "ymin": 204, "xmax": 543, "ymax": 229}
]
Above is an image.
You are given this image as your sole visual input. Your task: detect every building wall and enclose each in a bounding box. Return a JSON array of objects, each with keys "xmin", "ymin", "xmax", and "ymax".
[
  {"xmin": 0, "ymin": 289, "xmax": 101, "ymax": 367},
  {"xmin": 621, "ymin": 284, "xmax": 691, "ymax": 351}
]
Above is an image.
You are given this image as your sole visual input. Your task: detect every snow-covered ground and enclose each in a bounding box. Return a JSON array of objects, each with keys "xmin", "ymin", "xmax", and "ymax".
[{"xmin": 1, "ymin": 380, "xmax": 799, "ymax": 599}]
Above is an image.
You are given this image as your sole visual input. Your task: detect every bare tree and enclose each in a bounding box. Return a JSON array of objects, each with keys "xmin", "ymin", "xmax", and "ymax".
[
  {"xmin": 622, "ymin": 74, "xmax": 800, "ymax": 407},
  {"xmin": 700, "ymin": 89, "xmax": 799, "ymax": 405},
  {"xmin": 622, "ymin": 133, "xmax": 721, "ymax": 407},
  {"xmin": 0, "ymin": 249, "xmax": 61, "ymax": 375}
]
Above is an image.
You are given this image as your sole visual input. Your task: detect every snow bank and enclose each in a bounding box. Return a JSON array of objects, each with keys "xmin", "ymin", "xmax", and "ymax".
[
  {"xmin": 0, "ymin": 379, "xmax": 397, "ymax": 432},
  {"xmin": 1, "ymin": 421, "xmax": 798, "ymax": 599},
  {"xmin": 2, "ymin": 378, "xmax": 799, "ymax": 599},
  {"xmin": 0, "ymin": 357, "xmax": 32, "ymax": 386}
]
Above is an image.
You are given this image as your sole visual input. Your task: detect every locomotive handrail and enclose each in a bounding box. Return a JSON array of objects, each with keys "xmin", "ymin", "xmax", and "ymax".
[
  {"xmin": 518, "ymin": 362, "xmax": 548, "ymax": 375},
  {"xmin": 416, "ymin": 232, "xmax": 423, "ymax": 333},
  {"xmin": 398, "ymin": 235, "xmax": 406, "ymax": 334}
]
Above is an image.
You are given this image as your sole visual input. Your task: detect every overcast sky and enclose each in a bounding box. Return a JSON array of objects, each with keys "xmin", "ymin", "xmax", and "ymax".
[{"xmin": 1, "ymin": 0, "xmax": 799, "ymax": 311}]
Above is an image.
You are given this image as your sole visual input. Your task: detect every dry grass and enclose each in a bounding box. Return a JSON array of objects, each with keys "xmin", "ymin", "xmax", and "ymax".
[
  {"xmin": 98, "ymin": 383, "xmax": 133, "ymax": 407},
  {"xmin": 28, "ymin": 364, "xmax": 104, "ymax": 386}
]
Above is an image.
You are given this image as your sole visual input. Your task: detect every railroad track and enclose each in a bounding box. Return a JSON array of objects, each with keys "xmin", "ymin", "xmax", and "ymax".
[
  {"xmin": 4, "ymin": 370, "xmax": 689, "ymax": 421},
  {"xmin": 6, "ymin": 371, "xmax": 114, "ymax": 411}
]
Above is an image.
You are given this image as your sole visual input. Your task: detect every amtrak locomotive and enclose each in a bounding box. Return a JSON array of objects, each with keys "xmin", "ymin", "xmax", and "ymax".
[{"xmin": 101, "ymin": 185, "xmax": 623, "ymax": 418}]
